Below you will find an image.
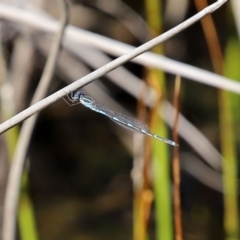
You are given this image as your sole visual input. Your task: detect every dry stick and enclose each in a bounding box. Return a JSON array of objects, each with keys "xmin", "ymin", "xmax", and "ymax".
[
  {"xmin": 2, "ymin": 1, "xmax": 68, "ymax": 240},
  {"xmin": 8, "ymin": 36, "xmax": 35, "ymax": 111},
  {"xmin": 0, "ymin": 0, "xmax": 228, "ymax": 135},
  {"xmin": 172, "ymin": 76, "xmax": 182, "ymax": 240},
  {"xmin": 0, "ymin": 3, "xmax": 238, "ymax": 94}
]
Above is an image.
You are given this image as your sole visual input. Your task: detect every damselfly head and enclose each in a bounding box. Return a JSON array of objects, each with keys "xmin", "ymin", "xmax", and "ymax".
[
  {"xmin": 73, "ymin": 92, "xmax": 80, "ymax": 100},
  {"xmin": 73, "ymin": 90, "xmax": 84, "ymax": 100}
]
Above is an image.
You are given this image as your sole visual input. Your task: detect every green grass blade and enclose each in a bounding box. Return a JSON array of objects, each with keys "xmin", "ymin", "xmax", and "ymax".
[{"xmin": 221, "ymin": 37, "xmax": 240, "ymax": 240}]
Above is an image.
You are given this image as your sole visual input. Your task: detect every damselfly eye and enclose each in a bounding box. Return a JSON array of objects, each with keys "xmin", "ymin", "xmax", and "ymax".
[{"xmin": 73, "ymin": 93, "xmax": 79, "ymax": 99}]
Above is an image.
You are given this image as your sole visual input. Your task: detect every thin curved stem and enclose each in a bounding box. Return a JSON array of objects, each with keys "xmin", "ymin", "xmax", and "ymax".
[{"xmin": 2, "ymin": 1, "xmax": 68, "ymax": 240}]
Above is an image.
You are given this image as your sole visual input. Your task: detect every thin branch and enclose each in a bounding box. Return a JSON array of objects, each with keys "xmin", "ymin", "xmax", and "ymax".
[
  {"xmin": 8, "ymin": 36, "xmax": 35, "ymax": 111},
  {"xmin": 180, "ymin": 153, "xmax": 223, "ymax": 192},
  {"xmin": 2, "ymin": 1, "xmax": 68, "ymax": 240},
  {"xmin": 0, "ymin": 1, "xmax": 236, "ymax": 95},
  {"xmin": 0, "ymin": 0, "xmax": 228, "ymax": 135}
]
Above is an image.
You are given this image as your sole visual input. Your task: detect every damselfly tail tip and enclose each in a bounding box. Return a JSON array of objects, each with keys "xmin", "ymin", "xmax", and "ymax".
[
  {"xmin": 172, "ymin": 142, "xmax": 179, "ymax": 147},
  {"xmin": 165, "ymin": 139, "xmax": 179, "ymax": 147},
  {"xmin": 153, "ymin": 134, "xmax": 179, "ymax": 146}
]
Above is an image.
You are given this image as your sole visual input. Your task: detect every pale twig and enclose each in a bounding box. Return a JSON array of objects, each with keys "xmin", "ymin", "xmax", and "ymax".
[
  {"xmin": 0, "ymin": 0, "xmax": 228, "ymax": 135},
  {"xmin": 180, "ymin": 153, "xmax": 223, "ymax": 192},
  {"xmin": 0, "ymin": 1, "xmax": 236, "ymax": 94},
  {"xmin": 8, "ymin": 36, "xmax": 35, "ymax": 111},
  {"xmin": 2, "ymin": 1, "xmax": 68, "ymax": 240},
  {"xmin": 0, "ymin": 32, "xmax": 9, "ymax": 234}
]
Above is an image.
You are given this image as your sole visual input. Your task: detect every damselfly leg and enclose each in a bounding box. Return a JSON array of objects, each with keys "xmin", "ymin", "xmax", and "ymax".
[{"xmin": 63, "ymin": 91, "xmax": 81, "ymax": 106}]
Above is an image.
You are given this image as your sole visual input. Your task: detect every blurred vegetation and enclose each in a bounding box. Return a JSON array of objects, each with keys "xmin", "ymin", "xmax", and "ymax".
[{"xmin": 0, "ymin": 0, "xmax": 239, "ymax": 240}]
